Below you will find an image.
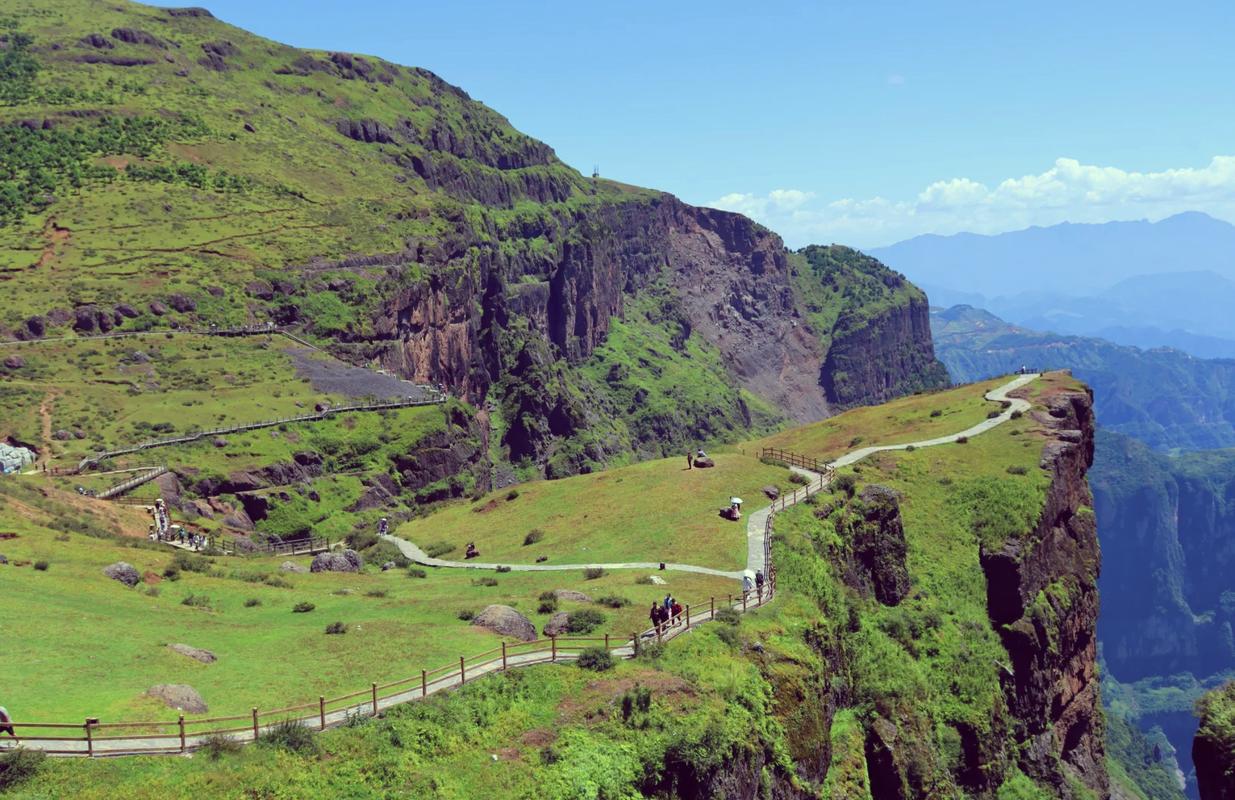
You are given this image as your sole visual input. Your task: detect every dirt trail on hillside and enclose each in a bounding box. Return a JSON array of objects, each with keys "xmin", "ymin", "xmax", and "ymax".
[
  {"xmin": 33, "ymin": 218, "xmax": 70, "ymax": 270},
  {"xmin": 37, "ymin": 391, "xmax": 58, "ymax": 468}
]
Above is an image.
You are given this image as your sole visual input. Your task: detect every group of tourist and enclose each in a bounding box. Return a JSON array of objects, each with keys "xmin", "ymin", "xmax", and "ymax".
[
  {"xmin": 146, "ymin": 498, "xmax": 211, "ymax": 551},
  {"xmin": 648, "ymin": 594, "xmax": 683, "ymax": 631},
  {"xmin": 742, "ymin": 570, "xmax": 767, "ymax": 599}
]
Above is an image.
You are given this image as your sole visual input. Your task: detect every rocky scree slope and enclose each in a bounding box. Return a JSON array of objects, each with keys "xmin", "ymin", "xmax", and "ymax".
[{"xmin": 0, "ymin": 0, "xmax": 945, "ymax": 477}]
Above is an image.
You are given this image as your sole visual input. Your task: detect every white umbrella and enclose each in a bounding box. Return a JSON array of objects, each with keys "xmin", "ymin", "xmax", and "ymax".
[{"xmin": 730, "ymin": 497, "xmax": 743, "ymax": 505}]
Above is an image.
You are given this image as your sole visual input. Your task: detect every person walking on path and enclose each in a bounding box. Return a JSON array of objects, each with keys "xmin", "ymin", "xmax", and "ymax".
[
  {"xmin": 742, "ymin": 574, "xmax": 754, "ymax": 596},
  {"xmin": 0, "ymin": 706, "xmax": 15, "ymax": 739},
  {"xmin": 670, "ymin": 599, "xmax": 683, "ymax": 626}
]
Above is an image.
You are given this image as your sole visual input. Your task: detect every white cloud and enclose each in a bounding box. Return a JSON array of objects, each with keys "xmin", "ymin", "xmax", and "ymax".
[{"xmin": 706, "ymin": 156, "xmax": 1235, "ymax": 248}]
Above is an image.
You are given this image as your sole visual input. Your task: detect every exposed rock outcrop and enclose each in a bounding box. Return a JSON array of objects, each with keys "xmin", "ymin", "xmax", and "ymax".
[
  {"xmin": 1195, "ymin": 682, "xmax": 1235, "ymax": 800},
  {"xmin": 979, "ymin": 386, "xmax": 1107, "ymax": 798},
  {"xmin": 310, "ymin": 549, "xmax": 362, "ymax": 573},
  {"xmin": 167, "ymin": 643, "xmax": 216, "ymax": 664},
  {"xmin": 145, "ymin": 684, "xmax": 207, "ymax": 713},
  {"xmin": 471, "ymin": 604, "xmax": 536, "ymax": 641},
  {"xmin": 103, "ymin": 562, "xmax": 140, "ymax": 587}
]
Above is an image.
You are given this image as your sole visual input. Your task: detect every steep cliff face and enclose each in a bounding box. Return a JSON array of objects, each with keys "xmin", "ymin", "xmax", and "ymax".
[
  {"xmin": 1195, "ymin": 682, "xmax": 1235, "ymax": 800},
  {"xmin": 821, "ymin": 295, "xmax": 944, "ymax": 407},
  {"xmin": 980, "ymin": 387, "xmax": 1106, "ymax": 797}
]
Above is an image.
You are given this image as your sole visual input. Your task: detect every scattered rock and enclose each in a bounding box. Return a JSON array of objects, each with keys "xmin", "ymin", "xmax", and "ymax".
[
  {"xmin": 310, "ymin": 549, "xmax": 362, "ymax": 573},
  {"xmin": 3, "ymin": 355, "xmax": 25, "ymax": 369},
  {"xmin": 335, "ymin": 118, "xmax": 397, "ymax": 144},
  {"xmin": 167, "ymin": 294, "xmax": 196, "ymax": 313},
  {"xmin": 145, "ymin": 684, "xmax": 207, "ymax": 713},
  {"xmin": 762, "ymin": 485, "xmax": 780, "ymax": 500},
  {"xmin": 148, "ymin": 300, "xmax": 168, "ymax": 316},
  {"xmin": 115, "ymin": 303, "xmax": 139, "ymax": 318},
  {"xmin": 471, "ymin": 605, "xmax": 536, "ymax": 642},
  {"xmin": 314, "ymin": 402, "xmax": 331, "ymax": 413},
  {"xmin": 110, "ymin": 27, "xmax": 168, "ymax": 48},
  {"xmin": 694, "ymin": 456, "xmax": 715, "ymax": 468},
  {"xmin": 243, "ymin": 122, "xmax": 256, "ymax": 133},
  {"xmin": 103, "ymin": 562, "xmax": 141, "ymax": 587},
  {"xmin": 167, "ymin": 643, "xmax": 216, "ymax": 664},
  {"xmin": 552, "ymin": 589, "xmax": 592, "ymax": 603},
  {"xmin": 0, "ymin": 554, "xmax": 8, "ymax": 565},
  {"xmin": 380, "ymin": 561, "xmax": 397, "ymax": 571},
  {"xmin": 245, "ymin": 280, "xmax": 274, "ymax": 300},
  {"xmin": 72, "ymin": 429, "xmax": 86, "ymax": 440},
  {"xmin": 79, "ymin": 33, "xmax": 114, "ymax": 49},
  {"xmin": 205, "ymin": 285, "xmax": 225, "ymax": 297},
  {"xmin": 52, "ymin": 429, "xmax": 72, "ymax": 441},
  {"xmin": 212, "ymin": 437, "xmax": 228, "ymax": 448},
  {"xmin": 24, "ymin": 316, "xmax": 46, "ymax": 338},
  {"xmin": 280, "ymin": 561, "xmax": 309, "ymax": 573},
  {"xmin": 542, "ymin": 611, "xmax": 570, "ymax": 636}
]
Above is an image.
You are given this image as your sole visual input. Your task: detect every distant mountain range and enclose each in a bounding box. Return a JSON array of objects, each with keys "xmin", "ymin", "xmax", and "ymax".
[
  {"xmin": 874, "ymin": 213, "xmax": 1235, "ymax": 358},
  {"xmin": 931, "ymin": 304, "xmax": 1235, "ymax": 451}
]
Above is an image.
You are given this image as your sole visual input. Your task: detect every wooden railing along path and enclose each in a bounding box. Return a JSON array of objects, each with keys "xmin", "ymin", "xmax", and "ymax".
[{"xmin": 76, "ymin": 393, "xmax": 446, "ymax": 472}]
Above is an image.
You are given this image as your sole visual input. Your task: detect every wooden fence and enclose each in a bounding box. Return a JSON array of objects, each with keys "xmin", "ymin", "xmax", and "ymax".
[
  {"xmin": 97, "ymin": 466, "xmax": 168, "ymax": 500},
  {"xmin": 76, "ymin": 393, "xmax": 446, "ymax": 472},
  {"xmin": 759, "ymin": 447, "xmax": 832, "ymax": 475},
  {"xmin": 213, "ymin": 535, "xmax": 332, "ymax": 557}
]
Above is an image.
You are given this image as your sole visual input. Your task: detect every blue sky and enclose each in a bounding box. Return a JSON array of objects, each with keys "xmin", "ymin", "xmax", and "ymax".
[{"xmin": 157, "ymin": 0, "xmax": 1235, "ymax": 247}]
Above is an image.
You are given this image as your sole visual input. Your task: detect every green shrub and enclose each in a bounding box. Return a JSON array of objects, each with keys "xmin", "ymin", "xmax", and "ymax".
[
  {"xmin": 292, "ymin": 601, "xmax": 315, "ymax": 613},
  {"xmin": 506, "ymin": 489, "xmax": 520, "ymax": 501},
  {"xmin": 181, "ymin": 593, "xmax": 211, "ymax": 609},
  {"xmin": 714, "ymin": 607, "xmax": 741, "ymax": 626},
  {"xmin": 620, "ymin": 685, "xmax": 653, "ymax": 721},
  {"xmin": 538, "ymin": 599, "xmax": 558, "ymax": 614},
  {"xmin": 365, "ymin": 589, "xmax": 388, "ymax": 598},
  {"xmin": 540, "ymin": 746, "xmax": 561, "ymax": 765},
  {"xmin": 346, "ymin": 530, "xmax": 378, "ymax": 551},
  {"xmin": 634, "ymin": 575, "xmax": 655, "ymax": 585},
  {"xmin": 522, "ymin": 529, "xmax": 544, "ymax": 546},
  {"xmin": 325, "ymin": 621, "xmax": 348, "ymax": 635},
  {"xmin": 905, "ymin": 445, "xmax": 916, "ymax": 452},
  {"xmin": 583, "ymin": 567, "xmax": 606, "ymax": 580},
  {"xmin": 424, "ymin": 541, "xmax": 456, "ymax": 558},
  {"xmin": 172, "ymin": 551, "xmax": 211, "ymax": 573},
  {"xmin": 244, "ymin": 597, "xmax": 261, "ymax": 608},
  {"xmin": 200, "ymin": 733, "xmax": 241, "ymax": 760},
  {"xmin": 636, "ymin": 641, "xmax": 664, "ymax": 661},
  {"xmin": 472, "ymin": 576, "xmax": 498, "ymax": 587},
  {"xmin": 1001, "ymin": 400, "xmax": 1012, "ymax": 409},
  {"xmin": 596, "ymin": 595, "xmax": 630, "ymax": 608},
  {"xmin": 576, "ymin": 647, "xmax": 613, "ymax": 671},
  {"xmin": 788, "ymin": 473, "xmax": 809, "ymax": 486},
  {"xmin": 1006, "ymin": 465, "xmax": 1028, "ymax": 475},
  {"xmin": 495, "ymin": 565, "xmax": 511, "ymax": 573},
  {"xmin": 987, "ymin": 410, "xmax": 1002, "ymax": 419},
  {"xmin": 715, "ymin": 625, "xmax": 740, "ymax": 647},
  {"xmin": 162, "ymin": 566, "xmax": 181, "ymax": 581},
  {"xmin": 849, "ymin": 436, "xmax": 863, "ymax": 447},
  {"xmin": 456, "ymin": 609, "xmax": 476, "ymax": 621},
  {"xmin": 258, "ymin": 719, "xmax": 318, "ymax": 754},
  {"xmin": 832, "ymin": 474, "xmax": 858, "ymax": 497},
  {"xmin": 0, "ymin": 748, "xmax": 46, "ymax": 790},
  {"xmin": 406, "ymin": 567, "xmax": 427, "ymax": 579},
  {"xmin": 956, "ymin": 436, "xmax": 969, "ymax": 444},
  {"xmin": 1011, "ymin": 409, "xmax": 1023, "ymax": 419},
  {"xmin": 566, "ymin": 609, "xmax": 606, "ymax": 633},
  {"xmin": 263, "ymin": 575, "xmax": 292, "ymax": 589},
  {"xmin": 930, "ymin": 409, "xmax": 942, "ymax": 417},
  {"xmin": 32, "ymin": 560, "xmax": 48, "ymax": 571}
]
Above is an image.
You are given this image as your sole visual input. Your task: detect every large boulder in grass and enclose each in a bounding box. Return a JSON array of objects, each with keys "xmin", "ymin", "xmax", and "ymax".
[
  {"xmin": 103, "ymin": 561, "xmax": 141, "ymax": 587},
  {"xmin": 552, "ymin": 589, "xmax": 591, "ymax": 603},
  {"xmin": 310, "ymin": 549, "xmax": 362, "ymax": 573},
  {"xmin": 762, "ymin": 485, "xmax": 780, "ymax": 500},
  {"xmin": 167, "ymin": 643, "xmax": 216, "ymax": 664},
  {"xmin": 145, "ymin": 684, "xmax": 207, "ymax": 713},
  {"xmin": 542, "ymin": 612, "xmax": 571, "ymax": 636},
  {"xmin": 280, "ymin": 560, "xmax": 309, "ymax": 573},
  {"xmin": 693, "ymin": 456, "xmax": 715, "ymax": 468},
  {"xmin": 471, "ymin": 605, "xmax": 536, "ymax": 642}
]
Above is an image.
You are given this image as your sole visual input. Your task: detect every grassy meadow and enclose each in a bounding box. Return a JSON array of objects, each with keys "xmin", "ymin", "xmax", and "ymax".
[{"xmin": 396, "ymin": 453, "xmax": 792, "ymax": 570}]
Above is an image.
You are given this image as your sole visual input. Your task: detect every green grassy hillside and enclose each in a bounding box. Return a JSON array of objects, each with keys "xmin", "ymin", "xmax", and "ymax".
[{"xmin": 0, "ymin": 375, "xmax": 1118, "ymax": 799}]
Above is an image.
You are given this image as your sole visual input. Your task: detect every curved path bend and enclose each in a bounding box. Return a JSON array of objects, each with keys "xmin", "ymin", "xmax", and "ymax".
[{"xmin": 387, "ymin": 373, "xmax": 1040, "ymax": 580}]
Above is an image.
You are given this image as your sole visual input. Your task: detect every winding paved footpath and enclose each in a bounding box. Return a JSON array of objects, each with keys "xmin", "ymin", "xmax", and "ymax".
[
  {"xmin": 6, "ymin": 373, "xmax": 1038, "ymax": 757},
  {"xmin": 387, "ymin": 373, "xmax": 1040, "ymax": 581}
]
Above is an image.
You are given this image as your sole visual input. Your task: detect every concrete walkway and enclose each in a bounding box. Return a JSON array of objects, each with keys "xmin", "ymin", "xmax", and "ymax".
[{"xmin": 388, "ymin": 373, "xmax": 1039, "ymax": 581}]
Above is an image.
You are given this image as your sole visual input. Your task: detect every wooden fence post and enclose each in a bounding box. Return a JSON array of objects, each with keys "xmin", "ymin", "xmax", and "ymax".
[
  {"xmin": 179, "ymin": 714, "xmax": 186, "ymax": 753},
  {"xmin": 371, "ymin": 683, "xmax": 378, "ymax": 716},
  {"xmin": 251, "ymin": 707, "xmax": 259, "ymax": 740},
  {"xmin": 421, "ymin": 670, "xmax": 427, "ymax": 698},
  {"xmin": 550, "ymin": 636, "xmax": 557, "ymax": 662},
  {"xmin": 632, "ymin": 632, "xmax": 639, "ymax": 656},
  {"xmin": 85, "ymin": 719, "xmax": 93, "ymax": 757},
  {"xmin": 460, "ymin": 656, "xmax": 466, "ymax": 683},
  {"xmin": 319, "ymin": 696, "xmax": 326, "ymax": 730},
  {"xmin": 685, "ymin": 605, "xmax": 691, "ymax": 629},
  {"xmin": 710, "ymin": 596, "xmax": 715, "ymax": 618},
  {"xmin": 502, "ymin": 641, "xmax": 508, "ymax": 670},
  {"xmin": 604, "ymin": 633, "xmax": 610, "ymax": 651},
  {"xmin": 742, "ymin": 590, "xmax": 748, "ymax": 611}
]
